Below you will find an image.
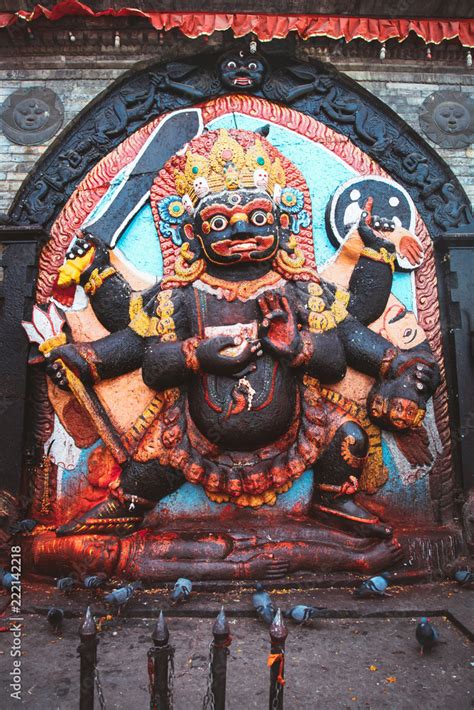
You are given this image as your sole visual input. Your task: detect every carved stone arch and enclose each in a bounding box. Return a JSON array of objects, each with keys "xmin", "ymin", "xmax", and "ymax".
[{"xmin": 9, "ymin": 49, "xmax": 472, "ymax": 235}]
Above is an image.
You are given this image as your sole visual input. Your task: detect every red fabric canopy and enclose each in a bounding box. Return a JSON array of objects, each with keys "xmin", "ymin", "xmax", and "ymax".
[{"xmin": 0, "ymin": 1, "xmax": 473, "ymax": 46}]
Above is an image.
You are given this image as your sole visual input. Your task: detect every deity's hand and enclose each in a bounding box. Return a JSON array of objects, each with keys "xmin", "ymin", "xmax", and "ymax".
[
  {"xmin": 45, "ymin": 344, "xmax": 93, "ymax": 391},
  {"xmin": 57, "ymin": 232, "xmax": 111, "ymax": 289},
  {"xmin": 258, "ymin": 291, "xmax": 301, "ymax": 360},
  {"xmin": 382, "ymin": 347, "xmax": 440, "ymax": 398},
  {"xmin": 196, "ymin": 336, "xmax": 260, "ymax": 376},
  {"xmin": 358, "ymin": 197, "xmax": 423, "ymax": 266},
  {"xmin": 357, "ymin": 197, "xmax": 397, "ymax": 251}
]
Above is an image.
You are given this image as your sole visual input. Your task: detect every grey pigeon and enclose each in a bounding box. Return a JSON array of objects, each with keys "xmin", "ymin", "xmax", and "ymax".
[
  {"xmin": 9, "ymin": 519, "xmax": 37, "ymax": 535},
  {"xmin": 284, "ymin": 605, "xmax": 327, "ymax": 625},
  {"xmin": 0, "ymin": 568, "xmax": 15, "ymax": 591},
  {"xmin": 454, "ymin": 569, "xmax": 473, "ymax": 586},
  {"xmin": 83, "ymin": 573, "xmax": 107, "ymax": 589},
  {"xmin": 416, "ymin": 617, "xmax": 439, "ymax": 655},
  {"xmin": 47, "ymin": 607, "xmax": 64, "ymax": 633},
  {"xmin": 252, "ymin": 583, "xmax": 276, "ymax": 625},
  {"xmin": 105, "ymin": 581, "xmax": 143, "ymax": 610},
  {"xmin": 170, "ymin": 577, "xmax": 192, "ymax": 603},
  {"xmin": 56, "ymin": 576, "xmax": 77, "ymax": 593},
  {"xmin": 354, "ymin": 573, "xmax": 391, "ymax": 598}
]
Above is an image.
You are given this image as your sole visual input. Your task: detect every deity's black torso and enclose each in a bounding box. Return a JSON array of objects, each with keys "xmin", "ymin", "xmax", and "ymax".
[
  {"xmin": 140, "ymin": 277, "xmax": 348, "ymax": 452},
  {"xmin": 187, "ymin": 286, "xmax": 297, "ymax": 450}
]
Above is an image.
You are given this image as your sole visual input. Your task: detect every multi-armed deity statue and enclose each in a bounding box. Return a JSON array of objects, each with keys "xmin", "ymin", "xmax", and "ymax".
[{"xmin": 22, "ymin": 123, "xmax": 439, "ymax": 580}]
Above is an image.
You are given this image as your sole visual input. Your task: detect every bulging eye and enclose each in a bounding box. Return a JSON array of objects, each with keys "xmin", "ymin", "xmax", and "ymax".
[
  {"xmin": 247, "ymin": 62, "xmax": 258, "ymax": 70},
  {"xmin": 226, "ymin": 61, "xmax": 237, "ymax": 70},
  {"xmin": 250, "ymin": 210, "xmax": 268, "ymax": 226},
  {"xmin": 210, "ymin": 215, "xmax": 228, "ymax": 231}
]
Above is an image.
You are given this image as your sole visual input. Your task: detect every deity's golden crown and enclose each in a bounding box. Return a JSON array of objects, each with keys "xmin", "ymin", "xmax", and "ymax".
[{"xmin": 173, "ymin": 129, "xmax": 287, "ymax": 209}]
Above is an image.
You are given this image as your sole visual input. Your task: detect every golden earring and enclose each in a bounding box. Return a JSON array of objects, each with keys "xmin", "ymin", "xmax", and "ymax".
[
  {"xmin": 180, "ymin": 243, "xmax": 195, "ymax": 263},
  {"xmin": 288, "ymin": 236, "xmax": 298, "ymax": 251}
]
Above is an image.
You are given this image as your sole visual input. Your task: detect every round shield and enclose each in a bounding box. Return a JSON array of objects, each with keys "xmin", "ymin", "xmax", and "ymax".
[{"xmin": 326, "ymin": 176, "xmax": 420, "ymax": 271}]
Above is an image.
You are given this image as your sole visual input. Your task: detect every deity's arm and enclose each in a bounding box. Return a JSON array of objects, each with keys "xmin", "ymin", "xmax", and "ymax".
[
  {"xmin": 291, "ymin": 329, "xmax": 347, "ymax": 383},
  {"xmin": 139, "ymin": 287, "xmax": 195, "ymax": 391},
  {"xmin": 142, "ymin": 337, "xmax": 192, "ymax": 391},
  {"xmin": 55, "ymin": 235, "xmax": 160, "ymax": 332},
  {"xmin": 346, "ymin": 246, "xmax": 396, "ymax": 325},
  {"xmin": 336, "ymin": 315, "xmax": 440, "ymax": 426},
  {"xmin": 330, "ymin": 207, "xmax": 400, "ymax": 326},
  {"xmin": 86, "ymin": 327, "xmax": 146, "ymax": 379},
  {"xmin": 47, "ymin": 326, "xmax": 146, "ymax": 389},
  {"xmin": 87, "ymin": 275, "xmax": 160, "ymax": 333},
  {"xmin": 284, "ymin": 280, "xmax": 346, "ymax": 382},
  {"xmin": 337, "ymin": 315, "xmax": 391, "ymax": 377}
]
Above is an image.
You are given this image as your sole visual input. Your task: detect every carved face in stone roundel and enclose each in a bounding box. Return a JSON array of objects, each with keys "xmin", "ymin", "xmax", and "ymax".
[
  {"xmin": 218, "ymin": 50, "xmax": 267, "ymax": 90},
  {"xmin": 432, "ymin": 101, "xmax": 471, "ymax": 134},
  {"xmin": 194, "ymin": 189, "xmax": 279, "ymax": 265},
  {"xmin": 13, "ymin": 98, "xmax": 50, "ymax": 131}
]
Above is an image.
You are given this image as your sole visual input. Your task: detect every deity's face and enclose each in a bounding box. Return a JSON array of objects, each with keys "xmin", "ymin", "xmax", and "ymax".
[
  {"xmin": 193, "ymin": 189, "xmax": 280, "ymax": 266},
  {"xmin": 381, "ymin": 305, "xmax": 424, "ymax": 349}
]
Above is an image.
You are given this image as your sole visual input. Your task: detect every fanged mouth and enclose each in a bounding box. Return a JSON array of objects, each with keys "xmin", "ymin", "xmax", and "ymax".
[
  {"xmin": 212, "ymin": 235, "xmax": 275, "ymax": 257},
  {"xmin": 232, "ymin": 77, "xmax": 253, "ymax": 86}
]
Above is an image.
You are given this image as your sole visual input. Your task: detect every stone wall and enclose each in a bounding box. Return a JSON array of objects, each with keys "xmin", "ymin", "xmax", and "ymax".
[{"xmin": 0, "ymin": 31, "xmax": 472, "ymax": 214}]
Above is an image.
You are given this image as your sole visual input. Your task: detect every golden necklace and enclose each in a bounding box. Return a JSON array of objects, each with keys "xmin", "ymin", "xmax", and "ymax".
[{"xmin": 197, "ymin": 269, "xmax": 284, "ymax": 302}]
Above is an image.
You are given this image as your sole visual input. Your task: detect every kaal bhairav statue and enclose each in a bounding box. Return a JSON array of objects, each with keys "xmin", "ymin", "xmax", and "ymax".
[{"xmin": 41, "ymin": 128, "xmax": 440, "ymax": 576}]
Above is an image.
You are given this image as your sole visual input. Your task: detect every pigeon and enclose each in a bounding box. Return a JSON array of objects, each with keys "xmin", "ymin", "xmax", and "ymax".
[
  {"xmin": 104, "ymin": 581, "xmax": 143, "ymax": 611},
  {"xmin": 9, "ymin": 519, "xmax": 38, "ymax": 535},
  {"xmin": 454, "ymin": 569, "xmax": 474, "ymax": 587},
  {"xmin": 416, "ymin": 617, "xmax": 439, "ymax": 655},
  {"xmin": 354, "ymin": 573, "xmax": 391, "ymax": 598},
  {"xmin": 284, "ymin": 605, "xmax": 327, "ymax": 625},
  {"xmin": 252, "ymin": 583, "xmax": 276, "ymax": 625},
  {"xmin": 56, "ymin": 576, "xmax": 77, "ymax": 593},
  {"xmin": 170, "ymin": 577, "xmax": 192, "ymax": 604},
  {"xmin": 0, "ymin": 568, "xmax": 16, "ymax": 592},
  {"xmin": 47, "ymin": 607, "xmax": 64, "ymax": 633},
  {"xmin": 82, "ymin": 573, "xmax": 107, "ymax": 590}
]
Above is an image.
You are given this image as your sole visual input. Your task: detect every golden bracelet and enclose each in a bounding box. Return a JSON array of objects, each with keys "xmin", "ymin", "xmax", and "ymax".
[
  {"xmin": 75, "ymin": 344, "xmax": 101, "ymax": 383},
  {"xmin": 84, "ymin": 266, "xmax": 117, "ymax": 296},
  {"xmin": 290, "ymin": 331, "xmax": 314, "ymax": 368},
  {"xmin": 182, "ymin": 337, "xmax": 201, "ymax": 372},
  {"xmin": 38, "ymin": 332, "xmax": 67, "ymax": 357},
  {"xmin": 379, "ymin": 347, "xmax": 399, "ymax": 378}
]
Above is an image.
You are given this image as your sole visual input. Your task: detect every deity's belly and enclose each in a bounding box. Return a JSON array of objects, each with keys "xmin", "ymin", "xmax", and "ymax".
[{"xmin": 188, "ymin": 357, "xmax": 297, "ymax": 451}]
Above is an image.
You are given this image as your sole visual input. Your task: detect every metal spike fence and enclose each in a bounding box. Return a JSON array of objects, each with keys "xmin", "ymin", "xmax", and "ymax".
[{"xmin": 77, "ymin": 607, "xmax": 288, "ymax": 710}]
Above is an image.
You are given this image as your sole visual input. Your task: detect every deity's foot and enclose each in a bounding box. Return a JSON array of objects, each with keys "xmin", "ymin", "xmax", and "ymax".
[
  {"xmin": 311, "ymin": 494, "xmax": 393, "ymax": 539},
  {"xmin": 354, "ymin": 537, "xmax": 404, "ymax": 573},
  {"xmin": 56, "ymin": 497, "xmax": 144, "ymax": 537}
]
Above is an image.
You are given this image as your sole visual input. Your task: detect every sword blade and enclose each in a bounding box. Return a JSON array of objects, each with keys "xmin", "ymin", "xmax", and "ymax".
[{"xmin": 84, "ymin": 108, "xmax": 202, "ymax": 247}]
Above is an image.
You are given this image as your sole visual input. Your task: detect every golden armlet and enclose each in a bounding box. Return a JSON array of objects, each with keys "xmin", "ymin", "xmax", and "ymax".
[{"xmin": 360, "ymin": 246, "xmax": 397, "ymax": 272}]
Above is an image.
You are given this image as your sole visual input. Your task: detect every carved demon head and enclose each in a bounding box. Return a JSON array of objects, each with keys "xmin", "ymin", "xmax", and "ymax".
[{"xmin": 218, "ymin": 49, "xmax": 268, "ymax": 91}]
